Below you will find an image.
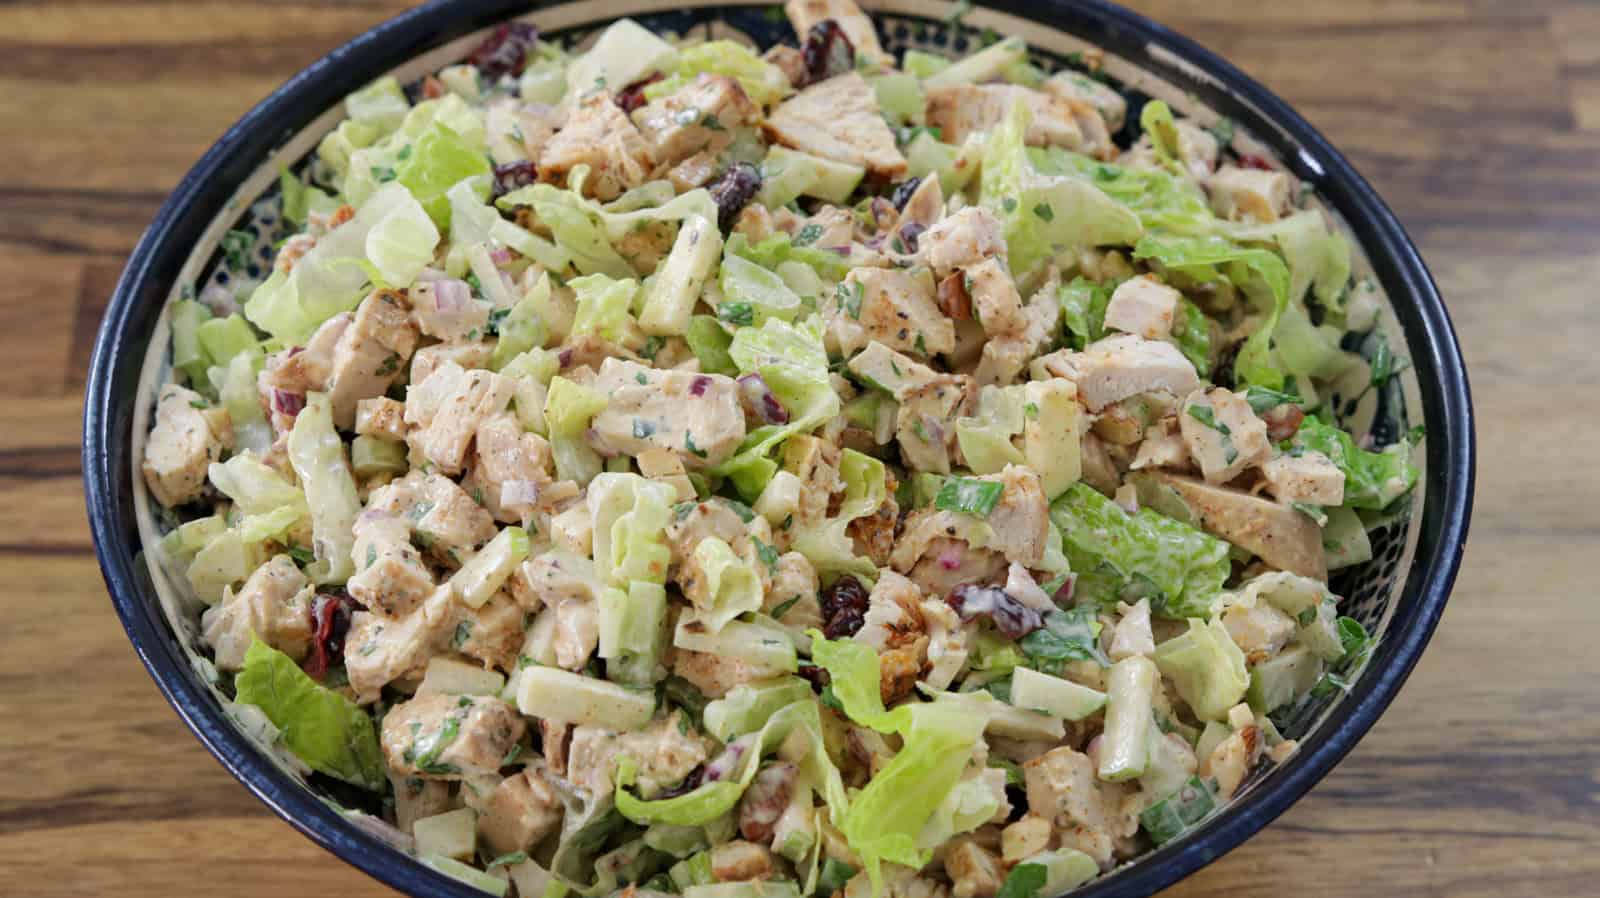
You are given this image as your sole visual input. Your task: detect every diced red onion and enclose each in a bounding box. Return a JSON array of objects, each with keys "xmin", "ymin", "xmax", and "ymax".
[
  {"xmin": 271, "ymin": 389, "xmax": 305, "ymax": 417},
  {"xmin": 414, "ymin": 267, "xmax": 448, "ymax": 283},
  {"xmin": 1052, "ymin": 574, "xmax": 1077, "ymax": 605},
  {"xmin": 431, "ymin": 278, "xmax": 471, "ymax": 313},
  {"xmin": 737, "ymin": 373, "xmax": 789, "ymax": 425},
  {"xmin": 689, "ymin": 375, "xmax": 712, "ymax": 397},
  {"xmin": 937, "ymin": 544, "xmax": 964, "ymax": 571},
  {"xmin": 489, "ymin": 246, "xmax": 516, "ymax": 267},
  {"xmin": 828, "ymin": 245, "xmax": 851, "ymax": 257},
  {"xmin": 705, "ymin": 739, "xmax": 749, "ymax": 782},
  {"xmin": 558, "ymin": 348, "xmax": 574, "ymax": 368}
]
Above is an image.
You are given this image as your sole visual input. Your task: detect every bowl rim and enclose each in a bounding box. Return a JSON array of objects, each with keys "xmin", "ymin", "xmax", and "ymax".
[{"xmin": 82, "ymin": 1, "xmax": 1475, "ymax": 896}]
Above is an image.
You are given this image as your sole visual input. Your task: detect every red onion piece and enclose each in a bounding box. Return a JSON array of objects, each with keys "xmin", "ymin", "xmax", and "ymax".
[
  {"xmin": 488, "ymin": 246, "xmax": 516, "ymax": 267},
  {"xmin": 431, "ymin": 278, "xmax": 471, "ymax": 313},
  {"xmin": 689, "ymin": 375, "xmax": 712, "ymax": 397},
  {"xmin": 937, "ymin": 544, "xmax": 964, "ymax": 571},
  {"xmin": 271, "ymin": 389, "xmax": 305, "ymax": 418},
  {"xmin": 737, "ymin": 373, "xmax": 790, "ymax": 425},
  {"xmin": 414, "ymin": 267, "xmax": 448, "ymax": 283}
]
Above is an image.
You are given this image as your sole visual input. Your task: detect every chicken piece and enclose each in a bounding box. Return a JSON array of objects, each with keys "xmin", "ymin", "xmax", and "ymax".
[
  {"xmin": 1260, "ymin": 450, "xmax": 1346, "ymax": 506},
  {"xmin": 1129, "ymin": 419, "xmax": 1189, "ymax": 472},
  {"xmin": 382, "ymin": 693, "xmax": 526, "ymax": 780},
  {"xmin": 1154, "ymin": 472, "xmax": 1328, "ymax": 580},
  {"xmin": 963, "ymin": 258, "xmax": 1027, "ymax": 338},
  {"xmin": 1200, "ymin": 704, "xmax": 1263, "ymax": 800},
  {"xmin": 587, "ymin": 359, "xmax": 746, "ymax": 470},
  {"xmin": 637, "ymin": 447, "xmax": 695, "ymax": 502},
  {"xmin": 1125, "ymin": 119, "xmax": 1220, "ymax": 182},
  {"xmin": 765, "ymin": 551, "xmax": 823, "ymax": 630},
  {"xmin": 346, "ymin": 586, "xmax": 455, "ymax": 702},
  {"xmin": 922, "ymin": 207, "xmax": 1006, "ymax": 280},
  {"xmin": 1179, "ymin": 388, "xmax": 1272, "ymax": 484},
  {"xmin": 1041, "ymin": 71, "xmax": 1128, "ymax": 132},
  {"xmin": 1023, "ymin": 746, "xmax": 1120, "ymax": 869},
  {"xmin": 886, "ymin": 176, "xmax": 945, "ymax": 265},
  {"xmin": 921, "ymin": 598, "xmax": 970, "ymax": 690},
  {"xmin": 565, "ymin": 711, "xmax": 712, "ymax": 798},
  {"xmin": 890, "ymin": 509, "xmax": 1008, "ymax": 597},
  {"xmin": 405, "ymin": 362, "xmax": 517, "ymax": 476},
  {"xmin": 1032, "ymin": 335, "xmax": 1201, "ymax": 412},
  {"xmin": 323, "ymin": 289, "xmax": 420, "ymax": 430},
  {"xmin": 348, "ymin": 514, "xmax": 436, "ymax": 618},
  {"xmin": 552, "ymin": 597, "xmax": 599, "ymax": 671},
  {"xmin": 841, "ymin": 867, "xmax": 951, "ymax": 898},
  {"xmin": 981, "ymin": 465, "xmax": 1052, "ymax": 567},
  {"xmin": 665, "ymin": 499, "xmax": 752, "ymax": 571},
  {"xmin": 540, "ymin": 719, "xmax": 572, "ymax": 777},
  {"xmin": 896, "ymin": 375, "xmax": 976, "ymax": 474},
  {"xmin": 409, "ymin": 281, "xmax": 492, "ymax": 345},
  {"xmin": 539, "ymin": 92, "xmax": 654, "ymax": 201},
  {"xmin": 1103, "ymin": 275, "xmax": 1180, "ymax": 341},
  {"xmin": 764, "ymin": 73, "xmax": 906, "ymax": 177},
  {"xmin": 1221, "ymin": 600, "xmax": 1297, "ymax": 664},
  {"xmin": 945, "ymin": 836, "xmax": 1005, "ymax": 898},
  {"xmin": 804, "ymin": 205, "xmax": 857, "ymax": 252},
  {"xmin": 355, "ymin": 396, "xmax": 407, "ymax": 442},
  {"xmin": 412, "ymin": 473, "xmax": 500, "ymax": 564},
  {"xmin": 672, "ymin": 648, "xmax": 782, "ymax": 699},
  {"xmin": 879, "ymin": 637, "xmax": 929, "ymax": 705},
  {"xmin": 477, "ymin": 768, "xmax": 564, "ymax": 856},
  {"xmin": 200, "ymin": 555, "xmax": 315, "ymax": 670},
  {"xmin": 521, "ymin": 551, "xmax": 603, "ymax": 609},
  {"xmin": 442, "ymin": 590, "xmax": 528, "ymax": 672},
  {"xmin": 781, "ymin": 434, "xmax": 844, "ymax": 527},
  {"xmin": 515, "ymin": 103, "xmax": 561, "ymax": 160},
  {"xmin": 925, "ymin": 84, "xmax": 1112, "ymax": 159},
  {"xmin": 739, "ymin": 761, "xmax": 799, "ymax": 844},
  {"xmin": 1079, "ymin": 431, "xmax": 1121, "ymax": 497},
  {"xmin": 848, "ymin": 492, "xmax": 899, "ymax": 567},
  {"xmin": 1207, "ymin": 165, "xmax": 1292, "ymax": 224},
  {"xmin": 472, "ymin": 412, "xmax": 554, "ymax": 523},
  {"xmin": 975, "ymin": 276, "xmax": 1062, "ymax": 388},
  {"xmin": 391, "ymin": 772, "xmax": 452, "ymax": 835},
  {"xmin": 410, "ymin": 341, "xmax": 493, "ymax": 386},
  {"xmin": 785, "ymin": 0, "xmax": 887, "ymax": 63},
  {"xmin": 668, "ymin": 150, "xmax": 721, "ymax": 192},
  {"xmin": 257, "ymin": 313, "xmax": 347, "ymax": 433},
  {"xmin": 833, "ymin": 267, "xmax": 955, "ymax": 360},
  {"xmin": 1000, "ymin": 815, "xmax": 1053, "ymax": 863},
  {"xmin": 142, "ymin": 384, "xmax": 226, "ymax": 508},
  {"xmin": 710, "ymin": 840, "xmax": 779, "ymax": 882},
  {"xmin": 633, "ymin": 74, "xmax": 760, "ymax": 168},
  {"xmin": 856, "ymin": 570, "xmax": 926, "ymax": 651}
]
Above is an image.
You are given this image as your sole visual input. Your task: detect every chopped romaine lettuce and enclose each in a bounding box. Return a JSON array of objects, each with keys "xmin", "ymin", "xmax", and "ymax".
[
  {"xmin": 1294, "ymin": 417, "xmax": 1419, "ymax": 510},
  {"xmin": 234, "ymin": 638, "xmax": 385, "ymax": 789},
  {"xmin": 396, "ymin": 122, "xmax": 492, "ymax": 229},
  {"xmin": 715, "ymin": 316, "xmax": 840, "ymax": 500},
  {"xmin": 1151, "ymin": 618, "xmax": 1249, "ymax": 721},
  {"xmin": 286, "ymin": 392, "xmax": 360, "ymax": 584},
  {"xmin": 643, "ymin": 40, "xmax": 791, "ymax": 107}
]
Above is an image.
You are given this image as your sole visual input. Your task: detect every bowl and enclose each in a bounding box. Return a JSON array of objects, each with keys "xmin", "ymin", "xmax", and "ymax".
[{"xmin": 82, "ymin": 1, "xmax": 1476, "ymax": 895}]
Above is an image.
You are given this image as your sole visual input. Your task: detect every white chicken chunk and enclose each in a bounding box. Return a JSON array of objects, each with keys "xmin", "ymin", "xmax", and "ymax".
[
  {"xmin": 441, "ymin": 590, "xmax": 528, "ymax": 672},
  {"xmin": 1221, "ymin": 599, "xmax": 1297, "ymax": 664},
  {"xmin": 470, "ymin": 412, "xmax": 553, "ymax": 524},
  {"xmin": 925, "ymin": 84, "xmax": 1113, "ymax": 159},
  {"xmin": 565, "ymin": 711, "xmax": 712, "ymax": 799},
  {"xmin": 410, "ymin": 341, "xmax": 492, "ymax": 386},
  {"xmin": 765, "ymin": 551, "xmax": 823, "ymax": 630},
  {"xmin": 404, "ymin": 362, "xmax": 516, "ymax": 476},
  {"xmin": 633, "ymin": 74, "xmax": 760, "ymax": 168},
  {"xmin": 553, "ymin": 597, "xmax": 599, "ymax": 671},
  {"xmin": 838, "ymin": 267, "xmax": 955, "ymax": 359},
  {"xmin": 381, "ymin": 692, "xmax": 526, "ymax": 779},
  {"xmin": 1206, "ymin": 164, "xmax": 1292, "ymax": 224},
  {"xmin": 201, "ymin": 554, "xmax": 315, "ymax": 670},
  {"xmin": 672, "ymin": 648, "xmax": 784, "ymax": 699},
  {"xmin": 409, "ymin": 281, "xmax": 491, "ymax": 344},
  {"xmin": 922, "ymin": 207, "xmax": 1006, "ymax": 279},
  {"xmin": 1129, "ymin": 419, "xmax": 1189, "ymax": 472},
  {"xmin": 785, "ymin": 0, "xmax": 887, "ymax": 63},
  {"xmin": 1032, "ymin": 334, "xmax": 1200, "ymax": 412},
  {"xmin": 965, "ymin": 257, "xmax": 1026, "ymax": 338},
  {"xmin": 257, "ymin": 312, "xmax": 346, "ymax": 434},
  {"xmin": 355, "ymin": 396, "xmax": 406, "ymax": 442},
  {"xmin": 1178, "ymin": 388, "xmax": 1272, "ymax": 484},
  {"xmin": 539, "ymin": 92, "xmax": 654, "ymax": 201},
  {"xmin": 1042, "ymin": 71, "xmax": 1128, "ymax": 131},
  {"xmin": 1260, "ymin": 450, "xmax": 1346, "ymax": 506},
  {"xmin": 587, "ymin": 359, "xmax": 746, "ymax": 470},
  {"xmin": 325, "ymin": 289, "xmax": 419, "ymax": 430},
  {"xmin": 1023, "ymin": 746, "xmax": 1129, "ymax": 870},
  {"xmin": 975, "ymin": 275, "xmax": 1062, "ymax": 387},
  {"xmin": 477, "ymin": 768, "xmax": 564, "ymax": 857},
  {"xmin": 854, "ymin": 570, "xmax": 924, "ymax": 651},
  {"xmin": 982, "ymin": 465, "xmax": 1052, "ymax": 567},
  {"xmin": 1103, "ymin": 275, "xmax": 1181, "ymax": 340},
  {"xmin": 348, "ymin": 513, "xmax": 435, "ymax": 618},
  {"xmin": 345, "ymin": 586, "xmax": 454, "ymax": 702},
  {"xmin": 764, "ymin": 73, "xmax": 906, "ymax": 177},
  {"xmin": 889, "ymin": 508, "xmax": 1007, "ymax": 597},
  {"xmin": 895, "ymin": 374, "xmax": 975, "ymax": 474},
  {"xmin": 142, "ymin": 384, "xmax": 226, "ymax": 508},
  {"xmin": 945, "ymin": 836, "xmax": 1005, "ymax": 898}
]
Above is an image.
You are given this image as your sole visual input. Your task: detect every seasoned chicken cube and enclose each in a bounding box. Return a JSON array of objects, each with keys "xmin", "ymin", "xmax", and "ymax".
[
  {"xmin": 382, "ymin": 693, "xmax": 526, "ymax": 780},
  {"xmin": 200, "ymin": 554, "xmax": 315, "ymax": 670},
  {"xmin": 926, "ymin": 84, "xmax": 1112, "ymax": 159},
  {"xmin": 896, "ymin": 375, "xmax": 976, "ymax": 474},
  {"xmin": 539, "ymin": 92, "xmax": 654, "ymax": 201},
  {"xmin": 258, "ymin": 312, "xmax": 347, "ymax": 433},
  {"xmin": 1130, "ymin": 419, "xmax": 1190, "ymax": 472},
  {"xmin": 552, "ymin": 597, "xmax": 598, "ymax": 671},
  {"xmin": 922, "ymin": 207, "xmax": 1006, "ymax": 279},
  {"xmin": 711, "ymin": 840, "xmax": 779, "ymax": 882},
  {"xmin": 142, "ymin": 384, "xmax": 226, "ymax": 508},
  {"xmin": 1154, "ymin": 473, "xmax": 1327, "ymax": 580},
  {"xmin": 836, "ymin": 267, "xmax": 955, "ymax": 359},
  {"xmin": 405, "ymin": 362, "xmax": 517, "ymax": 476},
  {"xmin": 1179, "ymin": 388, "xmax": 1272, "ymax": 484},
  {"xmin": 588, "ymin": 359, "xmax": 746, "ymax": 469},
  {"xmin": 409, "ymin": 280, "xmax": 491, "ymax": 344},
  {"xmin": 945, "ymin": 836, "xmax": 1004, "ymax": 898},
  {"xmin": 1260, "ymin": 450, "xmax": 1346, "ymax": 506},
  {"xmin": 983, "ymin": 465, "xmax": 1051, "ymax": 567},
  {"xmin": 965, "ymin": 258, "xmax": 1026, "ymax": 338},
  {"xmin": 1042, "ymin": 71, "xmax": 1128, "ymax": 132},
  {"xmin": 975, "ymin": 275, "xmax": 1061, "ymax": 387},
  {"xmin": 442, "ymin": 590, "xmax": 528, "ymax": 672},
  {"xmin": 471, "ymin": 412, "xmax": 553, "ymax": 523},
  {"xmin": 1032, "ymin": 335, "xmax": 1200, "ymax": 412},
  {"xmin": 1207, "ymin": 164, "xmax": 1292, "ymax": 224},
  {"xmin": 637, "ymin": 447, "xmax": 695, "ymax": 502},
  {"xmin": 781, "ymin": 434, "xmax": 844, "ymax": 527},
  {"xmin": 765, "ymin": 551, "xmax": 823, "ymax": 629},
  {"xmin": 346, "ymin": 586, "xmax": 454, "ymax": 702},
  {"xmin": 1023, "ymin": 746, "xmax": 1119, "ymax": 869},
  {"xmin": 392, "ymin": 772, "xmax": 452, "ymax": 835},
  {"xmin": 633, "ymin": 74, "xmax": 760, "ymax": 168},
  {"xmin": 413, "ymin": 472, "xmax": 500, "ymax": 563},
  {"xmin": 785, "ymin": 0, "xmax": 887, "ymax": 63},
  {"xmin": 478, "ymin": 769, "xmax": 564, "ymax": 856},
  {"xmin": 410, "ymin": 341, "xmax": 492, "ymax": 386},
  {"xmin": 1104, "ymin": 275, "xmax": 1180, "ymax": 340},
  {"xmin": 1001, "ymin": 815, "xmax": 1053, "ymax": 863},
  {"xmin": 1200, "ymin": 706, "xmax": 1263, "ymax": 800},
  {"xmin": 668, "ymin": 150, "xmax": 720, "ymax": 192},
  {"xmin": 521, "ymin": 551, "xmax": 603, "ymax": 608},
  {"xmin": 324, "ymin": 289, "xmax": 419, "ymax": 430},
  {"xmin": 890, "ymin": 509, "xmax": 1007, "ymax": 598},
  {"xmin": 764, "ymin": 73, "xmax": 906, "ymax": 177},
  {"xmin": 672, "ymin": 648, "xmax": 784, "ymax": 699},
  {"xmin": 855, "ymin": 570, "xmax": 926, "ymax": 651},
  {"xmin": 348, "ymin": 514, "xmax": 435, "ymax": 618},
  {"xmin": 566, "ymin": 711, "xmax": 711, "ymax": 798},
  {"xmin": 355, "ymin": 396, "xmax": 407, "ymax": 442},
  {"xmin": 1221, "ymin": 600, "xmax": 1297, "ymax": 664}
]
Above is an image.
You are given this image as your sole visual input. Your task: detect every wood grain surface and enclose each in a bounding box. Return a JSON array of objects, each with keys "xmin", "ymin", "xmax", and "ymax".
[{"xmin": 1, "ymin": 1, "xmax": 1594, "ymax": 895}]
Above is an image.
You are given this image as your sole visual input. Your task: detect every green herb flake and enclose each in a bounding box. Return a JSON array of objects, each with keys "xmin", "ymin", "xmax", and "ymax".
[
  {"xmin": 1002, "ymin": 197, "xmax": 1018, "ymax": 213},
  {"xmin": 769, "ymin": 594, "xmax": 802, "ymax": 620},
  {"xmin": 632, "ymin": 418, "xmax": 658, "ymax": 439},
  {"xmin": 794, "ymin": 223, "xmax": 824, "ymax": 247},
  {"xmin": 684, "ymin": 431, "xmax": 707, "ymax": 458},
  {"xmin": 934, "ymin": 476, "xmax": 1004, "ymax": 516},
  {"xmin": 1032, "ymin": 202, "xmax": 1054, "ymax": 222},
  {"xmin": 753, "ymin": 536, "xmax": 780, "ymax": 574},
  {"xmin": 838, "ymin": 280, "xmax": 864, "ymax": 320},
  {"xmin": 718, "ymin": 301, "xmax": 755, "ymax": 327},
  {"xmin": 371, "ymin": 165, "xmax": 396, "ymax": 183}
]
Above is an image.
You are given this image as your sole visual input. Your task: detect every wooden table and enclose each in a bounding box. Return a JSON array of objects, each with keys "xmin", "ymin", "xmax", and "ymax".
[{"xmin": 2, "ymin": 1, "xmax": 1594, "ymax": 895}]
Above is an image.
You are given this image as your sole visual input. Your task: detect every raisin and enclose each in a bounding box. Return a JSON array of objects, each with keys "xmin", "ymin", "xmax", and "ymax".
[
  {"xmin": 797, "ymin": 663, "xmax": 831, "ymax": 693},
  {"xmin": 889, "ymin": 176, "xmax": 923, "ymax": 212},
  {"xmin": 947, "ymin": 584, "xmax": 1044, "ymax": 639},
  {"xmin": 708, "ymin": 162, "xmax": 763, "ymax": 232},
  {"xmin": 823, "ymin": 605, "xmax": 866, "ymax": 639},
  {"xmin": 801, "ymin": 19, "xmax": 856, "ymax": 86},
  {"xmin": 465, "ymin": 22, "xmax": 541, "ymax": 81},
  {"xmin": 820, "ymin": 574, "xmax": 870, "ymax": 621},
  {"xmin": 491, "ymin": 161, "xmax": 539, "ymax": 200},
  {"xmin": 615, "ymin": 72, "xmax": 665, "ymax": 114}
]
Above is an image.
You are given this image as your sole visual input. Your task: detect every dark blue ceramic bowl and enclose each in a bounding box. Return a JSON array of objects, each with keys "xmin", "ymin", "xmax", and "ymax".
[{"xmin": 83, "ymin": 2, "xmax": 1474, "ymax": 895}]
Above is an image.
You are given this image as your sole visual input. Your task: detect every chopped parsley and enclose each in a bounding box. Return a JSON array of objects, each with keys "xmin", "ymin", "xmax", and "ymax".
[
  {"xmin": 753, "ymin": 536, "xmax": 780, "ymax": 574},
  {"xmin": 684, "ymin": 431, "xmax": 707, "ymax": 458},
  {"xmin": 486, "ymin": 307, "xmax": 510, "ymax": 336},
  {"xmin": 1206, "ymin": 116, "xmax": 1236, "ymax": 145},
  {"xmin": 1032, "ymin": 202, "xmax": 1054, "ymax": 222},
  {"xmin": 837, "ymin": 281, "xmax": 864, "ymax": 320},
  {"xmin": 453, "ymin": 620, "xmax": 474, "ymax": 648},
  {"xmin": 1002, "ymin": 197, "xmax": 1018, "ymax": 213},
  {"xmin": 934, "ymin": 476, "xmax": 1004, "ymax": 516},
  {"xmin": 794, "ymin": 223, "xmax": 824, "ymax": 247},
  {"xmin": 371, "ymin": 165, "xmax": 396, "ymax": 183},
  {"xmin": 717, "ymin": 301, "xmax": 755, "ymax": 326},
  {"xmin": 375, "ymin": 352, "xmax": 402, "ymax": 377},
  {"xmin": 632, "ymin": 418, "xmax": 658, "ymax": 439},
  {"xmin": 769, "ymin": 595, "xmax": 802, "ymax": 620}
]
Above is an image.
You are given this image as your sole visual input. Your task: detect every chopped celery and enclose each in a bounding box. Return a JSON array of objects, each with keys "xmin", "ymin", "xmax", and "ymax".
[
  {"xmin": 196, "ymin": 314, "xmax": 259, "ymax": 369},
  {"xmin": 1098, "ymin": 656, "xmax": 1158, "ymax": 781},
  {"xmin": 516, "ymin": 666, "xmax": 656, "ymax": 729},
  {"xmin": 449, "ymin": 526, "xmax": 530, "ymax": 609},
  {"xmin": 170, "ymin": 299, "xmax": 214, "ymax": 390},
  {"xmin": 350, "ymin": 435, "xmax": 407, "ymax": 477},
  {"xmin": 1139, "ymin": 775, "xmax": 1216, "ymax": 845}
]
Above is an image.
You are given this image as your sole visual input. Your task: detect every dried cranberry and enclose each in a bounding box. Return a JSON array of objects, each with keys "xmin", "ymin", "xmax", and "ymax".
[
  {"xmin": 823, "ymin": 605, "xmax": 866, "ymax": 639},
  {"xmin": 889, "ymin": 176, "xmax": 923, "ymax": 212},
  {"xmin": 820, "ymin": 575, "xmax": 870, "ymax": 621},
  {"xmin": 271, "ymin": 389, "xmax": 305, "ymax": 418},
  {"xmin": 301, "ymin": 592, "xmax": 359, "ymax": 680},
  {"xmin": 1051, "ymin": 574, "xmax": 1077, "ymax": 605},
  {"xmin": 947, "ymin": 584, "xmax": 1044, "ymax": 639},
  {"xmin": 466, "ymin": 22, "xmax": 540, "ymax": 81},
  {"xmin": 797, "ymin": 663, "xmax": 831, "ymax": 693},
  {"xmin": 800, "ymin": 19, "xmax": 855, "ymax": 86},
  {"xmin": 492, "ymin": 161, "xmax": 539, "ymax": 200},
  {"xmin": 654, "ymin": 764, "xmax": 706, "ymax": 799},
  {"xmin": 615, "ymin": 72, "xmax": 665, "ymax": 114},
  {"xmin": 708, "ymin": 162, "xmax": 763, "ymax": 232},
  {"xmin": 1237, "ymin": 153, "xmax": 1274, "ymax": 171}
]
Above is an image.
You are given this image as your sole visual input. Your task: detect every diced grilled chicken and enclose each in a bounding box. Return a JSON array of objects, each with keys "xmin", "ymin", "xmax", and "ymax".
[
  {"xmin": 1220, "ymin": 599, "xmax": 1296, "ymax": 664},
  {"xmin": 1000, "ymin": 815, "xmax": 1053, "ymax": 863},
  {"xmin": 552, "ymin": 597, "xmax": 599, "ymax": 671},
  {"xmin": 710, "ymin": 840, "xmax": 780, "ymax": 882},
  {"xmin": 325, "ymin": 289, "xmax": 419, "ymax": 430},
  {"xmin": 348, "ymin": 513, "xmax": 435, "ymax": 618},
  {"xmin": 982, "ymin": 465, "xmax": 1051, "ymax": 567},
  {"xmin": 201, "ymin": 554, "xmax": 315, "ymax": 669},
  {"xmin": 667, "ymin": 499, "xmax": 753, "ymax": 568},
  {"xmin": 764, "ymin": 73, "xmax": 906, "ymax": 177},
  {"xmin": 945, "ymin": 836, "xmax": 1005, "ymax": 898},
  {"xmin": 410, "ymin": 341, "xmax": 493, "ymax": 386},
  {"xmin": 738, "ymin": 761, "xmax": 798, "ymax": 844},
  {"xmin": 765, "ymin": 551, "xmax": 823, "ymax": 630},
  {"xmin": 785, "ymin": 0, "xmax": 887, "ymax": 63},
  {"xmin": 142, "ymin": 384, "xmax": 226, "ymax": 508},
  {"xmin": 832, "ymin": 265, "xmax": 955, "ymax": 360},
  {"xmin": 1206, "ymin": 165, "xmax": 1292, "ymax": 224},
  {"xmin": 895, "ymin": 375, "xmax": 976, "ymax": 474},
  {"xmin": 258, "ymin": 312, "xmax": 347, "ymax": 433},
  {"xmin": 841, "ymin": 866, "xmax": 951, "ymax": 898},
  {"xmin": 1129, "ymin": 419, "xmax": 1190, "ymax": 472},
  {"xmin": 1032, "ymin": 335, "xmax": 1200, "ymax": 412},
  {"xmin": 364, "ymin": 470, "xmax": 499, "ymax": 567},
  {"xmin": 855, "ymin": 570, "xmax": 925, "ymax": 651},
  {"xmin": 633, "ymin": 74, "xmax": 760, "ymax": 168},
  {"xmin": 477, "ymin": 768, "xmax": 564, "ymax": 856},
  {"xmin": 409, "ymin": 281, "xmax": 491, "ymax": 344},
  {"xmin": 355, "ymin": 396, "xmax": 407, "ymax": 442},
  {"xmin": 925, "ymin": 84, "xmax": 1114, "ymax": 160},
  {"xmin": 1103, "ymin": 275, "xmax": 1180, "ymax": 340},
  {"xmin": 965, "ymin": 258, "xmax": 1027, "ymax": 339},
  {"xmin": 922, "ymin": 207, "xmax": 1007, "ymax": 280},
  {"xmin": 672, "ymin": 647, "xmax": 785, "ymax": 699},
  {"xmin": 890, "ymin": 509, "xmax": 1007, "ymax": 597},
  {"xmin": 1178, "ymin": 388, "xmax": 1272, "ymax": 484},
  {"xmin": 391, "ymin": 772, "xmax": 452, "ymax": 835},
  {"xmin": 1200, "ymin": 704, "xmax": 1263, "ymax": 800},
  {"xmin": 1023, "ymin": 746, "xmax": 1124, "ymax": 870},
  {"xmin": 442, "ymin": 590, "xmax": 528, "ymax": 672},
  {"xmin": 405, "ymin": 362, "xmax": 517, "ymax": 476},
  {"xmin": 1260, "ymin": 450, "xmax": 1346, "ymax": 506},
  {"xmin": 471, "ymin": 412, "xmax": 554, "ymax": 523},
  {"xmin": 1153, "ymin": 472, "xmax": 1328, "ymax": 580},
  {"xmin": 781, "ymin": 433, "xmax": 844, "ymax": 528},
  {"xmin": 1041, "ymin": 70, "xmax": 1128, "ymax": 132},
  {"xmin": 565, "ymin": 711, "xmax": 712, "ymax": 799},
  {"xmin": 520, "ymin": 551, "xmax": 603, "ymax": 609},
  {"xmin": 539, "ymin": 92, "xmax": 654, "ymax": 201},
  {"xmin": 637, "ymin": 446, "xmax": 696, "ymax": 502},
  {"xmin": 975, "ymin": 274, "xmax": 1062, "ymax": 387},
  {"xmin": 346, "ymin": 586, "xmax": 454, "ymax": 702},
  {"xmin": 382, "ymin": 692, "xmax": 526, "ymax": 780},
  {"xmin": 588, "ymin": 359, "xmax": 746, "ymax": 470}
]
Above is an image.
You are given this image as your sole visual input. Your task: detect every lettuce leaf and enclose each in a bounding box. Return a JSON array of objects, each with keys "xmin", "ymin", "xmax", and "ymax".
[
  {"xmin": 1049, "ymin": 482, "xmax": 1229, "ymax": 619},
  {"xmin": 805, "ymin": 631, "xmax": 907, "ymax": 734},
  {"xmin": 1294, "ymin": 417, "xmax": 1419, "ymax": 510},
  {"xmin": 1151, "ymin": 619, "xmax": 1249, "ymax": 721},
  {"xmin": 787, "ymin": 449, "xmax": 885, "ymax": 580},
  {"xmin": 397, "ymin": 123, "xmax": 492, "ymax": 229},
  {"xmin": 569, "ymin": 272, "xmax": 639, "ymax": 342},
  {"xmin": 714, "ymin": 316, "xmax": 841, "ymax": 500},
  {"xmin": 587, "ymin": 473, "xmax": 675, "ymax": 587},
  {"xmin": 1032, "ymin": 148, "xmax": 1216, "ymax": 237},
  {"xmin": 687, "ymin": 537, "xmax": 764, "ymax": 633},
  {"xmin": 497, "ymin": 180, "xmax": 715, "ymax": 278},
  {"xmin": 235, "ymin": 638, "xmax": 385, "ymax": 789},
  {"xmin": 287, "ymin": 392, "xmax": 361, "ymax": 584},
  {"xmin": 725, "ymin": 232, "xmax": 852, "ymax": 283},
  {"xmin": 719, "ymin": 253, "xmax": 802, "ymax": 325}
]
